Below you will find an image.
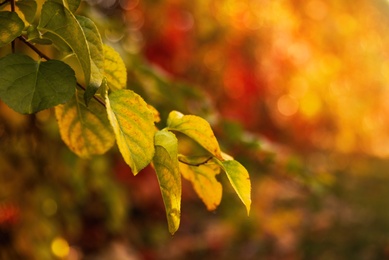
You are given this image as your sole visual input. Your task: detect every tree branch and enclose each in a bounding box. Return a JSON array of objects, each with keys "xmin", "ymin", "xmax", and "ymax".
[{"xmin": 10, "ymin": 0, "xmax": 15, "ymax": 52}]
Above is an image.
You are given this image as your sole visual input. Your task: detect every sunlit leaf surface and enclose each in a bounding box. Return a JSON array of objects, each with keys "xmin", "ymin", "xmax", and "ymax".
[
  {"xmin": 179, "ymin": 157, "xmax": 222, "ymax": 211},
  {"xmin": 103, "ymin": 44, "xmax": 127, "ymax": 91},
  {"xmin": 153, "ymin": 130, "xmax": 181, "ymax": 234},
  {"xmin": 76, "ymin": 15, "xmax": 104, "ymax": 103},
  {"xmin": 38, "ymin": 1, "xmax": 92, "ymax": 90},
  {"xmin": 167, "ymin": 111, "xmax": 223, "ymax": 160},
  {"xmin": 218, "ymin": 159, "xmax": 251, "ymax": 215},
  {"xmin": 55, "ymin": 89, "xmax": 115, "ymax": 157},
  {"xmin": 106, "ymin": 89, "xmax": 155, "ymax": 174},
  {"xmin": 0, "ymin": 11, "xmax": 24, "ymax": 47}
]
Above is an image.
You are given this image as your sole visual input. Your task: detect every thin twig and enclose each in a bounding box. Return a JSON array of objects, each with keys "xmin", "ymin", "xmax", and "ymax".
[
  {"xmin": 0, "ymin": 0, "xmax": 11, "ymax": 8},
  {"xmin": 178, "ymin": 156, "xmax": 213, "ymax": 167},
  {"xmin": 18, "ymin": 36, "xmax": 106, "ymax": 107},
  {"xmin": 10, "ymin": 0, "xmax": 15, "ymax": 52},
  {"xmin": 18, "ymin": 36, "xmax": 51, "ymax": 60}
]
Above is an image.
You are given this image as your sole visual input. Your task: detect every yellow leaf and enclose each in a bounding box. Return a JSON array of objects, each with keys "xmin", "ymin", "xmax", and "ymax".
[
  {"xmin": 219, "ymin": 159, "xmax": 251, "ymax": 215},
  {"xmin": 153, "ymin": 130, "xmax": 181, "ymax": 234},
  {"xmin": 55, "ymin": 90, "xmax": 115, "ymax": 157},
  {"xmin": 106, "ymin": 89, "xmax": 155, "ymax": 174},
  {"xmin": 179, "ymin": 157, "xmax": 222, "ymax": 211},
  {"xmin": 103, "ymin": 45, "xmax": 127, "ymax": 91},
  {"xmin": 167, "ymin": 111, "xmax": 223, "ymax": 160}
]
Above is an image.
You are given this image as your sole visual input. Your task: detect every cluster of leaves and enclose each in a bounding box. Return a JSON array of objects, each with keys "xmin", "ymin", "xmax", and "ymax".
[{"xmin": 0, "ymin": 0, "xmax": 251, "ymax": 234}]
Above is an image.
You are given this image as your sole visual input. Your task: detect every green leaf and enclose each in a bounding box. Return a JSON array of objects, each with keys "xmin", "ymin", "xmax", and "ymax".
[
  {"xmin": 0, "ymin": 11, "xmax": 24, "ymax": 47},
  {"xmin": 16, "ymin": 0, "xmax": 37, "ymax": 23},
  {"xmin": 26, "ymin": 25, "xmax": 52, "ymax": 45},
  {"xmin": 106, "ymin": 89, "xmax": 156, "ymax": 174},
  {"xmin": 218, "ymin": 159, "xmax": 251, "ymax": 215},
  {"xmin": 103, "ymin": 45, "xmax": 127, "ymax": 91},
  {"xmin": 167, "ymin": 111, "xmax": 223, "ymax": 160},
  {"xmin": 179, "ymin": 156, "xmax": 222, "ymax": 211},
  {"xmin": 55, "ymin": 89, "xmax": 115, "ymax": 157},
  {"xmin": 76, "ymin": 15, "xmax": 104, "ymax": 104},
  {"xmin": 49, "ymin": 0, "xmax": 81, "ymax": 13},
  {"xmin": 38, "ymin": 1, "xmax": 92, "ymax": 90},
  {"xmin": 153, "ymin": 130, "xmax": 181, "ymax": 235},
  {"xmin": 0, "ymin": 53, "xmax": 75, "ymax": 114}
]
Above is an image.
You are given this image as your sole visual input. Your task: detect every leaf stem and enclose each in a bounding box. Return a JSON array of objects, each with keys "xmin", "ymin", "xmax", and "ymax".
[
  {"xmin": 18, "ymin": 36, "xmax": 106, "ymax": 108},
  {"xmin": 178, "ymin": 156, "xmax": 213, "ymax": 167}
]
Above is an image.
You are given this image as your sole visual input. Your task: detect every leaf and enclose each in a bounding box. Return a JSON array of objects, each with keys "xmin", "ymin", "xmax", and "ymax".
[
  {"xmin": 16, "ymin": 0, "xmax": 37, "ymax": 24},
  {"xmin": 26, "ymin": 25, "xmax": 52, "ymax": 45},
  {"xmin": 38, "ymin": 1, "xmax": 92, "ymax": 90},
  {"xmin": 179, "ymin": 156, "xmax": 222, "ymax": 211},
  {"xmin": 153, "ymin": 130, "xmax": 181, "ymax": 234},
  {"xmin": 0, "ymin": 11, "xmax": 24, "ymax": 47},
  {"xmin": 218, "ymin": 159, "xmax": 251, "ymax": 215},
  {"xmin": 167, "ymin": 111, "xmax": 223, "ymax": 160},
  {"xmin": 55, "ymin": 89, "xmax": 115, "ymax": 157},
  {"xmin": 64, "ymin": 0, "xmax": 81, "ymax": 13},
  {"xmin": 76, "ymin": 15, "xmax": 104, "ymax": 104},
  {"xmin": 50, "ymin": 0, "xmax": 81, "ymax": 13},
  {"xmin": 103, "ymin": 45, "xmax": 127, "ymax": 91},
  {"xmin": 106, "ymin": 89, "xmax": 156, "ymax": 174},
  {"xmin": 0, "ymin": 53, "xmax": 75, "ymax": 114}
]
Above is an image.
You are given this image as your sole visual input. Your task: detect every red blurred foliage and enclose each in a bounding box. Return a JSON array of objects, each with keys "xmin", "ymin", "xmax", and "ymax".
[{"xmin": 0, "ymin": 203, "xmax": 19, "ymax": 227}]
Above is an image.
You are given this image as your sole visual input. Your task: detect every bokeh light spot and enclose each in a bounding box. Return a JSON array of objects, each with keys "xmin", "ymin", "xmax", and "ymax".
[
  {"xmin": 119, "ymin": 0, "xmax": 139, "ymax": 11},
  {"xmin": 300, "ymin": 92, "xmax": 321, "ymax": 118},
  {"xmin": 277, "ymin": 95, "xmax": 299, "ymax": 116},
  {"xmin": 51, "ymin": 237, "xmax": 70, "ymax": 258}
]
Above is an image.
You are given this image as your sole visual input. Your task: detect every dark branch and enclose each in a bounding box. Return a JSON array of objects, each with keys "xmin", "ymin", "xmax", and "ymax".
[
  {"xmin": 10, "ymin": 0, "xmax": 15, "ymax": 52},
  {"xmin": 0, "ymin": 0, "xmax": 10, "ymax": 8},
  {"xmin": 178, "ymin": 156, "xmax": 213, "ymax": 167},
  {"xmin": 18, "ymin": 36, "xmax": 51, "ymax": 60}
]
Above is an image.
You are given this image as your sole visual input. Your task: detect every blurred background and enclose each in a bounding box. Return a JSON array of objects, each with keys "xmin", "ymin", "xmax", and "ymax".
[{"xmin": 2, "ymin": 0, "xmax": 389, "ymax": 259}]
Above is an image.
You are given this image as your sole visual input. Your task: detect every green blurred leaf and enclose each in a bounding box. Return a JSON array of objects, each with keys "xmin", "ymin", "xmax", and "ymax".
[
  {"xmin": 0, "ymin": 53, "xmax": 75, "ymax": 114},
  {"xmin": 38, "ymin": 1, "xmax": 92, "ymax": 89},
  {"xmin": 16, "ymin": 0, "xmax": 37, "ymax": 23},
  {"xmin": 0, "ymin": 11, "xmax": 24, "ymax": 47},
  {"xmin": 76, "ymin": 15, "xmax": 104, "ymax": 104},
  {"xmin": 103, "ymin": 44, "xmax": 127, "ymax": 91},
  {"xmin": 55, "ymin": 89, "xmax": 115, "ymax": 158},
  {"xmin": 153, "ymin": 130, "xmax": 181, "ymax": 235},
  {"xmin": 106, "ymin": 89, "xmax": 156, "ymax": 174},
  {"xmin": 167, "ymin": 110, "xmax": 223, "ymax": 160},
  {"xmin": 217, "ymin": 159, "xmax": 251, "ymax": 215},
  {"xmin": 179, "ymin": 155, "xmax": 222, "ymax": 211}
]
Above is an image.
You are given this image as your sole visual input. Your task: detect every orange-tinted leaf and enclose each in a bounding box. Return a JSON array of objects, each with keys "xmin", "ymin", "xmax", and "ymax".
[{"xmin": 179, "ymin": 157, "xmax": 222, "ymax": 211}]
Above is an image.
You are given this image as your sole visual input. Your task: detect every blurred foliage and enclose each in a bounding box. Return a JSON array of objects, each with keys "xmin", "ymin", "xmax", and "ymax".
[{"xmin": 2, "ymin": 0, "xmax": 389, "ymax": 259}]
